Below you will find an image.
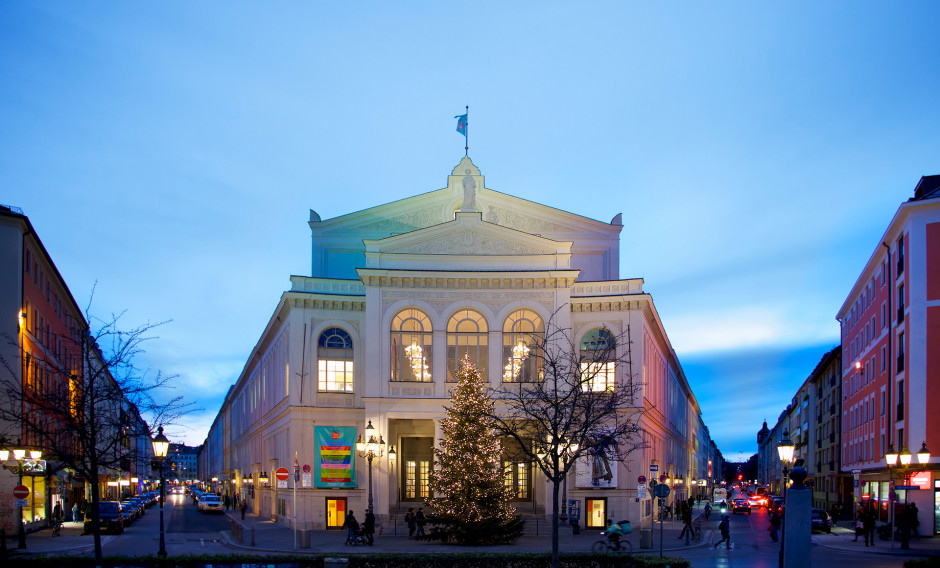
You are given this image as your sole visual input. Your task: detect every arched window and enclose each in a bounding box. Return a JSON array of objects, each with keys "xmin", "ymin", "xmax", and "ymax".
[
  {"xmin": 580, "ymin": 328, "xmax": 616, "ymax": 392},
  {"xmin": 391, "ymin": 309, "xmax": 433, "ymax": 382},
  {"xmin": 502, "ymin": 309, "xmax": 543, "ymax": 382},
  {"xmin": 318, "ymin": 328, "xmax": 354, "ymax": 392},
  {"xmin": 447, "ymin": 309, "xmax": 488, "ymax": 381}
]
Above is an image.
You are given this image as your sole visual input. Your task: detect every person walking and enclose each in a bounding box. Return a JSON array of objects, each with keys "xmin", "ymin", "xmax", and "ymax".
[
  {"xmin": 239, "ymin": 499, "xmax": 248, "ymax": 520},
  {"xmin": 714, "ymin": 515, "xmax": 731, "ymax": 550},
  {"xmin": 343, "ymin": 510, "xmax": 360, "ymax": 545},
  {"xmin": 363, "ymin": 508, "xmax": 376, "ymax": 545},
  {"xmin": 910, "ymin": 502, "xmax": 921, "ymax": 540},
  {"xmin": 769, "ymin": 508, "xmax": 781, "ymax": 542},
  {"xmin": 862, "ymin": 507, "xmax": 876, "ymax": 547},
  {"xmin": 678, "ymin": 504, "xmax": 694, "ymax": 543},
  {"xmin": 52, "ymin": 502, "xmax": 63, "ymax": 536},
  {"xmin": 224, "ymin": 494, "xmax": 231, "ymax": 511},
  {"xmin": 415, "ymin": 507, "xmax": 427, "ymax": 538},
  {"xmin": 704, "ymin": 501, "xmax": 712, "ymax": 520},
  {"xmin": 405, "ymin": 507, "xmax": 416, "ymax": 539}
]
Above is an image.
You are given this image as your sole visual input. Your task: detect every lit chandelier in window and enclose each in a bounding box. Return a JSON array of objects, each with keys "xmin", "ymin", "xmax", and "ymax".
[
  {"xmin": 503, "ymin": 341, "xmax": 530, "ymax": 382},
  {"xmin": 405, "ymin": 341, "xmax": 430, "ymax": 380}
]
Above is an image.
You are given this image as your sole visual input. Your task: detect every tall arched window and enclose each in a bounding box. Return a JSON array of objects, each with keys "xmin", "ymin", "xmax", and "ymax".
[
  {"xmin": 318, "ymin": 327, "xmax": 354, "ymax": 392},
  {"xmin": 580, "ymin": 328, "xmax": 616, "ymax": 392},
  {"xmin": 447, "ymin": 309, "xmax": 488, "ymax": 381},
  {"xmin": 502, "ymin": 309, "xmax": 543, "ymax": 382},
  {"xmin": 391, "ymin": 309, "xmax": 433, "ymax": 382}
]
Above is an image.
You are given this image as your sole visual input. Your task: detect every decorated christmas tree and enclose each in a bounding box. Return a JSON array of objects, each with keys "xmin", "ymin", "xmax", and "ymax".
[{"xmin": 426, "ymin": 357, "xmax": 525, "ymax": 544}]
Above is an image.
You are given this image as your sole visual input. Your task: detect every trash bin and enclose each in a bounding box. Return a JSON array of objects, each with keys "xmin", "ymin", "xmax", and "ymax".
[
  {"xmin": 640, "ymin": 528, "xmax": 652, "ymax": 549},
  {"xmin": 324, "ymin": 558, "xmax": 348, "ymax": 568},
  {"xmin": 299, "ymin": 529, "xmax": 310, "ymax": 548}
]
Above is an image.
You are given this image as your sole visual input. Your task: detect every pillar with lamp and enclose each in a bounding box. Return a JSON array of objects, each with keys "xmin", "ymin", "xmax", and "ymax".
[
  {"xmin": 355, "ymin": 420, "xmax": 385, "ymax": 512},
  {"xmin": 776, "ymin": 430, "xmax": 794, "ymax": 568},
  {"xmin": 0, "ymin": 445, "xmax": 44, "ymax": 550},
  {"xmin": 884, "ymin": 442, "xmax": 930, "ymax": 549}
]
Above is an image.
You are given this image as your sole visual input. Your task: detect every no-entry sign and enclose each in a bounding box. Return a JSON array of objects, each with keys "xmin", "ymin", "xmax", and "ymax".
[
  {"xmin": 275, "ymin": 467, "xmax": 290, "ymax": 481},
  {"xmin": 12, "ymin": 485, "xmax": 29, "ymax": 499}
]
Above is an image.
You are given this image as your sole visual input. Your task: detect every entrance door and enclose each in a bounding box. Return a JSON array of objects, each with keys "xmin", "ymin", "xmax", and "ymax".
[
  {"xmin": 586, "ymin": 498, "xmax": 607, "ymax": 529},
  {"xmin": 326, "ymin": 497, "xmax": 347, "ymax": 529},
  {"xmin": 401, "ymin": 437, "xmax": 433, "ymax": 502}
]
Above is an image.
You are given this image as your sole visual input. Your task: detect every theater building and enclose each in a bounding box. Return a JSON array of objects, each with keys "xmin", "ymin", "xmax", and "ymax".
[{"xmin": 201, "ymin": 157, "xmax": 716, "ymax": 533}]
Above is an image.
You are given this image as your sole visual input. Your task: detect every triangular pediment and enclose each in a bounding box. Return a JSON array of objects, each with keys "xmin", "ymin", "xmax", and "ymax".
[{"xmin": 362, "ymin": 212, "xmax": 573, "ymax": 271}]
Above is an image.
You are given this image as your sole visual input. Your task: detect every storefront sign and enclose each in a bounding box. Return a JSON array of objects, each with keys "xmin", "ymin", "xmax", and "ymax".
[{"xmin": 313, "ymin": 426, "xmax": 356, "ymax": 488}]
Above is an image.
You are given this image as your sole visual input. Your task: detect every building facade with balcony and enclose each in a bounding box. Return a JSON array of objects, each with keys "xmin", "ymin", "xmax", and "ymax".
[
  {"xmin": 836, "ymin": 175, "xmax": 940, "ymax": 528},
  {"xmin": 201, "ymin": 157, "xmax": 720, "ymax": 531}
]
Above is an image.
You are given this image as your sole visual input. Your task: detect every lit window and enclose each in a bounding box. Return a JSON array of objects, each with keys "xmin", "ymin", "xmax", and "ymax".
[
  {"xmin": 446, "ymin": 309, "xmax": 488, "ymax": 381},
  {"xmin": 318, "ymin": 328, "xmax": 354, "ymax": 392},
  {"xmin": 391, "ymin": 309, "xmax": 432, "ymax": 382},
  {"xmin": 502, "ymin": 309, "xmax": 543, "ymax": 382},
  {"xmin": 580, "ymin": 328, "xmax": 616, "ymax": 391}
]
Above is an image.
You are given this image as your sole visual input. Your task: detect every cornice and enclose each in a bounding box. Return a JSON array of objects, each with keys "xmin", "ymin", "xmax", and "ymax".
[{"xmin": 357, "ymin": 269, "xmax": 580, "ymax": 289}]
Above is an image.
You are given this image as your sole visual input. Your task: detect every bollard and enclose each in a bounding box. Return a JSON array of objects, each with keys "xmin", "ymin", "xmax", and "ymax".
[{"xmin": 299, "ymin": 529, "xmax": 310, "ymax": 548}]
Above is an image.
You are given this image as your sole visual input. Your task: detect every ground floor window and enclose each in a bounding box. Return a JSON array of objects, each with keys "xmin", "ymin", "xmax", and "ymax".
[
  {"xmin": 586, "ymin": 497, "xmax": 607, "ymax": 529},
  {"xmin": 326, "ymin": 497, "xmax": 346, "ymax": 529},
  {"xmin": 22, "ymin": 475, "xmax": 46, "ymax": 523}
]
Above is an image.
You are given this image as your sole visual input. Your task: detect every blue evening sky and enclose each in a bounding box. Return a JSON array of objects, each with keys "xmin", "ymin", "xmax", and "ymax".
[{"xmin": 2, "ymin": 2, "xmax": 939, "ymax": 460}]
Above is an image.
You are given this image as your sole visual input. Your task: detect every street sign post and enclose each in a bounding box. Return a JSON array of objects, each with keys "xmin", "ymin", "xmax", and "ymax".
[
  {"xmin": 12, "ymin": 485, "xmax": 29, "ymax": 499},
  {"xmin": 275, "ymin": 468, "xmax": 289, "ymax": 481},
  {"xmin": 650, "ymin": 464, "xmax": 659, "ymax": 472}
]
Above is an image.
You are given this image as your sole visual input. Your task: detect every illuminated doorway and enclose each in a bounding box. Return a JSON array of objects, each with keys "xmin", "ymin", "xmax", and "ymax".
[
  {"xmin": 586, "ymin": 497, "xmax": 607, "ymax": 529},
  {"xmin": 326, "ymin": 497, "xmax": 347, "ymax": 529}
]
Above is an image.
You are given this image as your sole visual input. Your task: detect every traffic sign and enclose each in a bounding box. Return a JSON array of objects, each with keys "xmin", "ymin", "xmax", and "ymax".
[
  {"xmin": 895, "ymin": 485, "xmax": 921, "ymax": 490},
  {"xmin": 15, "ymin": 499, "xmax": 27, "ymax": 508},
  {"xmin": 654, "ymin": 484, "xmax": 671, "ymax": 498},
  {"xmin": 650, "ymin": 464, "xmax": 659, "ymax": 472},
  {"xmin": 638, "ymin": 475, "xmax": 647, "ymax": 484},
  {"xmin": 275, "ymin": 467, "xmax": 290, "ymax": 481},
  {"xmin": 659, "ymin": 474, "xmax": 668, "ymax": 483},
  {"xmin": 302, "ymin": 464, "xmax": 311, "ymax": 474},
  {"xmin": 12, "ymin": 485, "xmax": 29, "ymax": 499}
]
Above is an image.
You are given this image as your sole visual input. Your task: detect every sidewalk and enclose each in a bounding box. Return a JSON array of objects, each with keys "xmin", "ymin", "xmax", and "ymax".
[
  {"xmin": 812, "ymin": 519, "xmax": 940, "ymax": 557},
  {"xmin": 220, "ymin": 507, "xmax": 712, "ymax": 555},
  {"xmin": 0, "ymin": 521, "xmax": 116, "ymax": 556}
]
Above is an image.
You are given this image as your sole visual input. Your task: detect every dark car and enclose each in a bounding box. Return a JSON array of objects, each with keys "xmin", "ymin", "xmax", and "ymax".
[
  {"xmin": 731, "ymin": 499, "xmax": 751, "ymax": 515},
  {"xmin": 83, "ymin": 501, "xmax": 124, "ymax": 535},
  {"xmin": 811, "ymin": 509, "xmax": 832, "ymax": 533}
]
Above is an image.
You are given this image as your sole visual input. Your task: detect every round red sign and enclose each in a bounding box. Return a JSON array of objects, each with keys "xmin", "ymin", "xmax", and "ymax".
[
  {"xmin": 13, "ymin": 485, "xmax": 29, "ymax": 499},
  {"xmin": 659, "ymin": 474, "xmax": 668, "ymax": 483},
  {"xmin": 638, "ymin": 475, "xmax": 647, "ymax": 484},
  {"xmin": 275, "ymin": 467, "xmax": 290, "ymax": 481}
]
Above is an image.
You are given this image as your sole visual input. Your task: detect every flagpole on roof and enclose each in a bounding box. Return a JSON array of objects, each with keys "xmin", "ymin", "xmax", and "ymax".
[{"xmin": 464, "ymin": 105, "xmax": 469, "ymax": 156}]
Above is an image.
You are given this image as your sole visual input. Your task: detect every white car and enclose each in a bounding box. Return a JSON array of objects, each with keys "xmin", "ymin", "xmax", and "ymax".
[{"xmin": 197, "ymin": 494, "xmax": 223, "ymax": 513}]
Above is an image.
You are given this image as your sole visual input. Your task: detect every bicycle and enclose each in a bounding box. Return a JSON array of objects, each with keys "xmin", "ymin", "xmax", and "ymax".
[{"xmin": 592, "ymin": 532, "xmax": 633, "ymax": 553}]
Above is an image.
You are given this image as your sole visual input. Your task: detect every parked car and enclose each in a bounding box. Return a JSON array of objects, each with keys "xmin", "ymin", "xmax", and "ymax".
[
  {"xmin": 811, "ymin": 509, "xmax": 832, "ymax": 533},
  {"xmin": 120, "ymin": 499, "xmax": 142, "ymax": 521},
  {"xmin": 198, "ymin": 493, "xmax": 224, "ymax": 513},
  {"xmin": 83, "ymin": 501, "xmax": 124, "ymax": 535},
  {"xmin": 731, "ymin": 499, "xmax": 752, "ymax": 515}
]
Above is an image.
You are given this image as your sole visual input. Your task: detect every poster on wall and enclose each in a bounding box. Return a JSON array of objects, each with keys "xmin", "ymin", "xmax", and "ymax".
[
  {"xmin": 574, "ymin": 448, "xmax": 618, "ymax": 488},
  {"xmin": 314, "ymin": 426, "xmax": 357, "ymax": 488}
]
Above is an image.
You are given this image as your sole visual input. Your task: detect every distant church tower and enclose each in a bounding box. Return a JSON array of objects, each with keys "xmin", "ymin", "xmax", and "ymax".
[{"xmin": 757, "ymin": 420, "xmax": 770, "ymax": 445}]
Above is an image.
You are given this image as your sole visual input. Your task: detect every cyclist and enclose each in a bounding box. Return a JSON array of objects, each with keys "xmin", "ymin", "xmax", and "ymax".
[{"xmin": 605, "ymin": 518, "xmax": 627, "ymax": 550}]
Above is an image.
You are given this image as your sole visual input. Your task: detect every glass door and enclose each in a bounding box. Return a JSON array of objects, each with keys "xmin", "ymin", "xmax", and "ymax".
[
  {"xmin": 586, "ymin": 497, "xmax": 607, "ymax": 529},
  {"xmin": 326, "ymin": 497, "xmax": 346, "ymax": 529}
]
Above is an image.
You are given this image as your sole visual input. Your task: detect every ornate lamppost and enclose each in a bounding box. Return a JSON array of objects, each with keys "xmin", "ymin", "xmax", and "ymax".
[
  {"xmin": 152, "ymin": 426, "xmax": 169, "ymax": 557},
  {"xmin": 776, "ymin": 430, "xmax": 794, "ymax": 568},
  {"xmin": 355, "ymin": 420, "xmax": 385, "ymax": 511},
  {"xmin": 885, "ymin": 442, "xmax": 930, "ymax": 549},
  {"xmin": 0, "ymin": 446, "xmax": 43, "ymax": 550}
]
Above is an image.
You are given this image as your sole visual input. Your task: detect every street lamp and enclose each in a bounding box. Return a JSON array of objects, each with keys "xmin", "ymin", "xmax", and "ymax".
[
  {"xmin": 776, "ymin": 430, "xmax": 794, "ymax": 568},
  {"xmin": 0, "ymin": 445, "xmax": 43, "ymax": 550},
  {"xmin": 152, "ymin": 426, "xmax": 169, "ymax": 557},
  {"xmin": 558, "ymin": 439, "xmax": 579, "ymax": 523},
  {"xmin": 355, "ymin": 420, "xmax": 385, "ymax": 511},
  {"xmin": 885, "ymin": 442, "xmax": 930, "ymax": 549}
]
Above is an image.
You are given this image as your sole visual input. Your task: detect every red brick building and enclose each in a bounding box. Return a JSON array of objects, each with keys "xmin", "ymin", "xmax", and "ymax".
[{"xmin": 836, "ymin": 175, "xmax": 940, "ymax": 530}]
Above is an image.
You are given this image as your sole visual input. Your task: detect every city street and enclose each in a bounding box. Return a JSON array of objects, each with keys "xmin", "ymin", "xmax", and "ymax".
[{"xmin": 18, "ymin": 498, "xmax": 929, "ymax": 567}]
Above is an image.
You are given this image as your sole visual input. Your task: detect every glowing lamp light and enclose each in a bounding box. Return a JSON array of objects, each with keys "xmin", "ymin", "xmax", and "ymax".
[
  {"xmin": 29, "ymin": 450, "xmax": 42, "ymax": 460},
  {"xmin": 885, "ymin": 445, "xmax": 899, "ymax": 467},
  {"xmin": 0, "ymin": 450, "xmax": 8, "ymax": 461},
  {"xmin": 899, "ymin": 447, "xmax": 912, "ymax": 466},
  {"xmin": 777, "ymin": 431, "xmax": 795, "ymax": 464},
  {"xmin": 917, "ymin": 442, "xmax": 930, "ymax": 465},
  {"xmin": 503, "ymin": 341, "xmax": 531, "ymax": 381},
  {"xmin": 152, "ymin": 426, "xmax": 169, "ymax": 459},
  {"xmin": 405, "ymin": 342, "xmax": 430, "ymax": 381},
  {"xmin": 854, "ymin": 361, "xmax": 862, "ymax": 370},
  {"xmin": 12, "ymin": 449, "xmax": 25, "ymax": 461}
]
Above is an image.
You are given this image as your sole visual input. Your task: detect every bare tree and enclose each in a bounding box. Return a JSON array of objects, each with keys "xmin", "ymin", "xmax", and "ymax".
[
  {"xmin": 0, "ymin": 298, "xmax": 191, "ymax": 564},
  {"xmin": 487, "ymin": 311, "xmax": 645, "ymax": 568}
]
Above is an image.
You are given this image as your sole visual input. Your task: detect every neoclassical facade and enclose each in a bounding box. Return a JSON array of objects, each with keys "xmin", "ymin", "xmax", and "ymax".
[{"xmin": 201, "ymin": 158, "xmax": 717, "ymax": 532}]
